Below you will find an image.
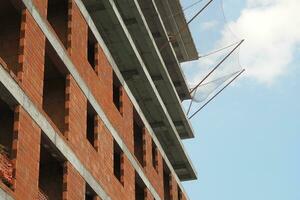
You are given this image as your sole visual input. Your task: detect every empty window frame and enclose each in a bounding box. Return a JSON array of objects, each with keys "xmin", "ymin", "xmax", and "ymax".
[
  {"xmin": 87, "ymin": 28, "xmax": 97, "ymax": 70},
  {"xmin": 39, "ymin": 136, "xmax": 64, "ymax": 200},
  {"xmin": 87, "ymin": 102, "xmax": 97, "ymax": 150},
  {"xmin": 135, "ymin": 172, "xmax": 146, "ymax": 200},
  {"xmin": 0, "ymin": 0, "xmax": 22, "ymax": 76},
  {"xmin": 47, "ymin": 0, "xmax": 69, "ymax": 47},
  {"xmin": 163, "ymin": 163, "xmax": 171, "ymax": 200},
  {"xmin": 42, "ymin": 41, "xmax": 67, "ymax": 134},
  {"xmin": 177, "ymin": 185, "xmax": 183, "ymax": 200},
  {"xmin": 151, "ymin": 140, "xmax": 158, "ymax": 172},
  {"xmin": 133, "ymin": 110, "xmax": 144, "ymax": 166},
  {"xmin": 113, "ymin": 140, "xmax": 124, "ymax": 184},
  {"xmin": 0, "ymin": 99, "xmax": 15, "ymax": 188},
  {"xmin": 85, "ymin": 183, "xmax": 97, "ymax": 200},
  {"xmin": 113, "ymin": 72, "xmax": 122, "ymax": 114}
]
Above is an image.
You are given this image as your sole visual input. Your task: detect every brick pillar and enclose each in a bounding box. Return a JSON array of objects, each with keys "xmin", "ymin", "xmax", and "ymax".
[
  {"xmin": 65, "ymin": 75, "xmax": 86, "ymax": 143},
  {"xmin": 63, "ymin": 162, "xmax": 85, "ymax": 200},
  {"xmin": 145, "ymin": 189, "xmax": 155, "ymax": 200},
  {"xmin": 67, "ymin": 0, "xmax": 88, "ymax": 61},
  {"xmin": 95, "ymin": 44, "xmax": 113, "ymax": 109},
  {"xmin": 19, "ymin": 9, "xmax": 46, "ymax": 106},
  {"xmin": 13, "ymin": 107, "xmax": 41, "ymax": 200},
  {"xmin": 142, "ymin": 128, "xmax": 147, "ymax": 167},
  {"xmin": 122, "ymin": 157, "xmax": 135, "ymax": 200}
]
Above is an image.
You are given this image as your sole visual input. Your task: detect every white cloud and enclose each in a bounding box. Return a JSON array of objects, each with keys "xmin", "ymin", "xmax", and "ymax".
[
  {"xmin": 201, "ymin": 20, "xmax": 219, "ymax": 31},
  {"xmin": 220, "ymin": 0, "xmax": 300, "ymax": 85}
]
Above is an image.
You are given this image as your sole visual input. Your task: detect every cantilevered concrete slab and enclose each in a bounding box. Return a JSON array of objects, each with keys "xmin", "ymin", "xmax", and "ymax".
[
  {"xmin": 110, "ymin": 0, "xmax": 194, "ymax": 139},
  {"xmin": 138, "ymin": 0, "xmax": 192, "ymax": 100},
  {"xmin": 82, "ymin": 0, "xmax": 197, "ymax": 180},
  {"xmin": 154, "ymin": 0, "xmax": 198, "ymax": 62}
]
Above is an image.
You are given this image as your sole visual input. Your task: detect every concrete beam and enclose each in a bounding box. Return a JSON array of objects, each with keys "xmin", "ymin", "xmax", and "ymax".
[{"xmin": 0, "ymin": 187, "xmax": 14, "ymax": 200}]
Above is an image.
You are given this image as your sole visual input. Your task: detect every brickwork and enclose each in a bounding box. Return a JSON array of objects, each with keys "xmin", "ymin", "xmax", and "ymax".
[
  {"xmin": 14, "ymin": 107, "xmax": 41, "ymax": 200},
  {"xmin": 0, "ymin": 0, "xmax": 190, "ymax": 200},
  {"xmin": 63, "ymin": 162, "xmax": 85, "ymax": 200}
]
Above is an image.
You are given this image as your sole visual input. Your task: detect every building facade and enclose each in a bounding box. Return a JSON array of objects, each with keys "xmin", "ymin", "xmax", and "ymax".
[{"xmin": 0, "ymin": 0, "xmax": 198, "ymax": 199}]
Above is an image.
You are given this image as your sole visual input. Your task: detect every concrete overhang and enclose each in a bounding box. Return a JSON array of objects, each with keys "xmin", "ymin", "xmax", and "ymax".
[
  {"xmin": 137, "ymin": 0, "xmax": 192, "ymax": 101},
  {"xmin": 154, "ymin": 0, "xmax": 198, "ymax": 63},
  {"xmin": 82, "ymin": 0, "xmax": 197, "ymax": 181},
  {"xmin": 110, "ymin": 0, "xmax": 194, "ymax": 140}
]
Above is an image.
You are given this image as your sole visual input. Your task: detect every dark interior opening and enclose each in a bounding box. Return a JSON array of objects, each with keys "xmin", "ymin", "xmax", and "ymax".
[
  {"xmin": 43, "ymin": 41, "xmax": 67, "ymax": 134},
  {"xmin": 133, "ymin": 110, "xmax": 144, "ymax": 166},
  {"xmin": 113, "ymin": 140, "xmax": 123, "ymax": 184},
  {"xmin": 135, "ymin": 172, "xmax": 146, "ymax": 200},
  {"xmin": 39, "ymin": 136, "xmax": 65, "ymax": 200},
  {"xmin": 151, "ymin": 140, "xmax": 158, "ymax": 171},
  {"xmin": 47, "ymin": 0, "xmax": 69, "ymax": 47},
  {"xmin": 0, "ymin": 98, "xmax": 14, "ymax": 188},
  {"xmin": 163, "ymin": 163, "xmax": 171, "ymax": 200},
  {"xmin": 87, "ymin": 102, "xmax": 96, "ymax": 149},
  {"xmin": 177, "ymin": 185, "xmax": 183, "ymax": 200},
  {"xmin": 113, "ymin": 72, "xmax": 122, "ymax": 113},
  {"xmin": 87, "ymin": 29, "xmax": 96, "ymax": 70},
  {"xmin": 85, "ymin": 183, "xmax": 97, "ymax": 200},
  {"xmin": 0, "ymin": 0, "xmax": 22, "ymax": 75}
]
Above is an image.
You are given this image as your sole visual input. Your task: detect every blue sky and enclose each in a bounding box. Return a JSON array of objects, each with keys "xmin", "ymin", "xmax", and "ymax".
[{"xmin": 180, "ymin": 0, "xmax": 300, "ymax": 199}]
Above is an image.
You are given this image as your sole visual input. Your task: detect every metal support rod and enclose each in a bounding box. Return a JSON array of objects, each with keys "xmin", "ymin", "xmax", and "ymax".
[
  {"xmin": 159, "ymin": 0, "xmax": 214, "ymax": 51},
  {"xmin": 167, "ymin": 0, "xmax": 205, "ymax": 19},
  {"xmin": 186, "ymin": 70, "xmax": 240, "ymax": 115},
  {"xmin": 189, "ymin": 69, "xmax": 245, "ymax": 119},
  {"xmin": 186, "ymin": 89, "xmax": 196, "ymax": 115},
  {"xmin": 189, "ymin": 39, "xmax": 244, "ymax": 95},
  {"xmin": 198, "ymin": 40, "xmax": 240, "ymax": 59},
  {"xmin": 187, "ymin": 0, "xmax": 213, "ymax": 24}
]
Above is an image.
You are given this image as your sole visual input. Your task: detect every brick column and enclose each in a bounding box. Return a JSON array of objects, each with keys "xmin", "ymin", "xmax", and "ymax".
[
  {"xmin": 14, "ymin": 107, "xmax": 41, "ymax": 200},
  {"xmin": 63, "ymin": 162, "xmax": 85, "ymax": 200},
  {"xmin": 19, "ymin": 9, "xmax": 46, "ymax": 106}
]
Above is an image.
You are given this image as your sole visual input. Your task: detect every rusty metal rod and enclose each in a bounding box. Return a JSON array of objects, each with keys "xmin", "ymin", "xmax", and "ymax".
[{"xmin": 160, "ymin": 0, "xmax": 214, "ymax": 51}]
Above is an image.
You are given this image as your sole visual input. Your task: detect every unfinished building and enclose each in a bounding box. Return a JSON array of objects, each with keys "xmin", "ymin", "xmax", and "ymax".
[{"xmin": 0, "ymin": 0, "xmax": 198, "ymax": 199}]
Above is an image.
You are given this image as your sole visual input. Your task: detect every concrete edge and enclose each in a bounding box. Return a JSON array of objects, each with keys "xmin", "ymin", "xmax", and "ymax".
[{"xmin": 0, "ymin": 187, "xmax": 14, "ymax": 200}]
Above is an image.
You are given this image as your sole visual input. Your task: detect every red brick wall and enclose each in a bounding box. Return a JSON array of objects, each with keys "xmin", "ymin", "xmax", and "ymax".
[
  {"xmin": 19, "ymin": 9, "xmax": 46, "ymax": 106},
  {"xmin": 63, "ymin": 162, "xmax": 85, "ymax": 200},
  {"xmin": 14, "ymin": 107, "xmax": 41, "ymax": 200}
]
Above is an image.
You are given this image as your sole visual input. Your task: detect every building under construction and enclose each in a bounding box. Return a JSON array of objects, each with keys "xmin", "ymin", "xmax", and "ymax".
[{"xmin": 0, "ymin": 0, "xmax": 198, "ymax": 199}]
